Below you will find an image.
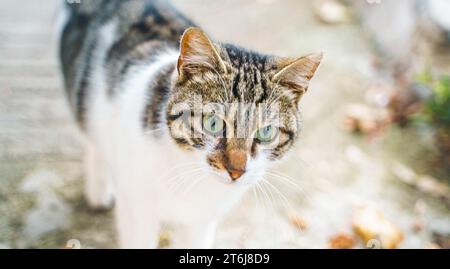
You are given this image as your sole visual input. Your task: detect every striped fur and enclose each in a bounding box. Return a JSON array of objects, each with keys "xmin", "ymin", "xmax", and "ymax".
[{"xmin": 58, "ymin": 0, "xmax": 322, "ymax": 248}]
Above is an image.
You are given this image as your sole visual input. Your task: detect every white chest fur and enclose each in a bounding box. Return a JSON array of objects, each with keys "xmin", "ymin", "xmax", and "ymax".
[{"xmin": 83, "ymin": 27, "xmax": 249, "ymax": 247}]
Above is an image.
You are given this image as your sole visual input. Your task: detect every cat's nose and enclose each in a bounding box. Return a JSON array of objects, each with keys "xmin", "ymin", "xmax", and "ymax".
[
  {"xmin": 225, "ymin": 149, "xmax": 247, "ymax": 181},
  {"xmin": 228, "ymin": 169, "xmax": 245, "ymax": 181}
]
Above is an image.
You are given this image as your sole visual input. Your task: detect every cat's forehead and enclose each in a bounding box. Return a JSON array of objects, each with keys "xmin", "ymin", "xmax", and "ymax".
[
  {"xmin": 217, "ymin": 44, "xmax": 281, "ymax": 104},
  {"xmin": 221, "ymin": 44, "xmax": 272, "ymax": 71},
  {"xmin": 173, "ymin": 44, "xmax": 293, "ymax": 107}
]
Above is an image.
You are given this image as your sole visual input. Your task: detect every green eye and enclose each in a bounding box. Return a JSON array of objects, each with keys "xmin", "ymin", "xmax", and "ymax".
[
  {"xmin": 203, "ymin": 115, "xmax": 225, "ymax": 136},
  {"xmin": 256, "ymin": 125, "xmax": 278, "ymax": 143}
]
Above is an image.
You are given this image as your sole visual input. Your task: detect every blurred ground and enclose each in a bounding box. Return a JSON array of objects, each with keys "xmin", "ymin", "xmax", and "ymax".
[{"xmin": 0, "ymin": 0, "xmax": 449, "ymax": 249}]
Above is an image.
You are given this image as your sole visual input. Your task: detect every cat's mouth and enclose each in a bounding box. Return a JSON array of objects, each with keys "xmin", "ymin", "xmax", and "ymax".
[
  {"xmin": 207, "ymin": 169, "xmax": 240, "ymax": 184},
  {"xmin": 207, "ymin": 167, "xmax": 261, "ymax": 187}
]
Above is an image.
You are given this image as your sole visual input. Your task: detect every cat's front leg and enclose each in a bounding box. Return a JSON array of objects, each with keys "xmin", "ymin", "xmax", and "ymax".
[
  {"xmin": 172, "ymin": 222, "xmax": 218, "ymax": 249},
  {"xmin": 84, "ymin": 139, "xmax": 115, "ymax": 210},
  {"xmin": 115, "ymin": 190, "xmax": 160, "ymax": 249}
]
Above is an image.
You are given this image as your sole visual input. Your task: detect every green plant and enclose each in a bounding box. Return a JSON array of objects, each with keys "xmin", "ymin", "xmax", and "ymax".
[
  {"xmin": 415, "ymin": 73, "xmax": 450, "ymax": 166},
  {"xmin": 416, "ymin": 73, "xmax": 450, "ymax": 130}
]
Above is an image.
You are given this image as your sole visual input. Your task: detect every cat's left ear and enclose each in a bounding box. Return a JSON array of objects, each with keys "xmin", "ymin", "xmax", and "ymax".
[
  {"xmin": 272, "ymin": 52, "xmax": 323, "ymax": 101},
  {"xmin": 177, "ymin": 27, "xmax": 227, "ymax": 77}
]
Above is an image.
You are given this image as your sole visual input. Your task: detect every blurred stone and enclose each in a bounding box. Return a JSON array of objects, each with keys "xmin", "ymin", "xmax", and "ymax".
[
  {"xmin": 416, "ymin": 175, "xmax": 450, "ymax": 199},
  {"xmin": 432, "ymin": 231, "xmax": 450, "ymax": 249},
  {"xmin": 314, "ymin": 0, "xmax": 352, "ymax": 25},
  {"xmin": 365, "ymin": 84, "xmax": 395, "ymax": 108},
  {"xmin": 352, "ymin": 0, "xmax": 450, "ymax": 77},
  {"xmin": 23, "ymin": 194, "xmax": 71, "ymax": 241},
  {"xmin": 345, "ymin": 145, "xmax": 367, "ymax": 165},
  {"xmin": 393, "ymin": 163, "xmax": 450, "ymax": 202},
  {"xmin": 425, "ymin": 242, "xmax": 442, "ymax": 249},
  {"xmin": 422, "ymin": 0, "xmax": 450, "ymax": 45},
  {"xmin": 392, "ymin": 163, "xmax": 417, "ymax": 185},
  {"xmin": 414, "ymin": 200, "xmax": 428, "ymax": 215},
  {"xmin": 20, "ymin": 170, "xmax": 63, "ymax": 193},
  {"xmin": 352, "ymin": 0, "xmax": 417, "ymax": 66}
]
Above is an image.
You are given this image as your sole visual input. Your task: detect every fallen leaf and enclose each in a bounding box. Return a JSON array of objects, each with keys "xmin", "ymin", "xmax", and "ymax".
[
  {"xmin": 329, "ymin": 233, "xmax": 356, "ymax": 249},
  {"xmin": 158, "ymin": 229, "xmax": 172, "ymax": 248},
  {"xmin": 352, "ymin": 206, "xmax": 404, "ymax": 249},
  {"xmin": 342, "ymin": 103, "xmax": 391, "ymax": 136},
  {"xmin": 387, "ymin": 87, "xmax": 422, "ymax": 126},
  {"xmin": 289, "ymin": 214, "xmax": 308, "ymax": 231},
  {"xmin": 412, "ymin": 220, "xmax": 425, "ymax": 233}
]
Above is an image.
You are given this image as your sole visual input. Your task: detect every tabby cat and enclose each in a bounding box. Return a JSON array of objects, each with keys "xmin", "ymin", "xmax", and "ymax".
[{"xmin": 58, "ymin": 0, "xmax": 322, "ymax": 248}]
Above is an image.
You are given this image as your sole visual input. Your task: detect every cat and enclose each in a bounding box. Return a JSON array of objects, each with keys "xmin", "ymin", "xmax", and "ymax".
[{"xmin": 58, "ymin": 0, "xmax": 322, "ymax": 249}]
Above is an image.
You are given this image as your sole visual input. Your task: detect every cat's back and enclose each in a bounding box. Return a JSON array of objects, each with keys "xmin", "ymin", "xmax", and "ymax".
[{"xmin": 59, "ymin": 0, "xmax": 193, "ymax": 124}]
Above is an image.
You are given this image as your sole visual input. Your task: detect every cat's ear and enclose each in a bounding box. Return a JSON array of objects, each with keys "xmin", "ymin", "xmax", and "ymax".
[
  {"xmin": 272, "ymin": 52, "xmax": 323, "ymax": 100},
  {"xmin": 177, "ymin": 27, "xmax": 227, "ymax": 77}
]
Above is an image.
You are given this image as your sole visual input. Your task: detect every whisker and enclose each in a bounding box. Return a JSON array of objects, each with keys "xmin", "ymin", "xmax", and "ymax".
[
  {"xmin": 182, "ymin": 174, "xmax": 207, "ymax": 196},
  {"xmin": 157, "ymin": 162, "xmax": 202, "ymax": 181},
  {"xmin": 257, "ymin": 180, "xmax": 289, "ymax": 244},
  {"xmin": 266, "ymin": 171, "xmax": 299, "ymax": 188},
  {"xmin": 262, "ymin": 178, "xmax": 293, "ymax": 212},
  {"xmin": 166, "ymin": 168, "xmax": 203, "ymax": 194},
  {"xmin": 265, "ymin": 172, "xmax": 312, "ymax": 203},
  {"xmin": 262, "ymin": 178, "xmax": 301, "ymax": 238},
  {"xmin": 286, "ymin": 155, "xmax": 337, "ymax": 191}
]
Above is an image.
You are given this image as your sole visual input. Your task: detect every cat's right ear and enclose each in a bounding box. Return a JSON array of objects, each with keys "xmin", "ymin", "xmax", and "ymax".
[
  {"xmin": 271, "ymin": 53, "xmax": 323, "ymax": 102},
  {"xmin": 177, "ymin": 27, "xmax": 227, "ymax": 78}
]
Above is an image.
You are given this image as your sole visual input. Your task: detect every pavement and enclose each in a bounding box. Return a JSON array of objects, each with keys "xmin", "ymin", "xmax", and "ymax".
[{"xmin": 0, "ymin": 0, "xmax": 449, "ymax": 249}]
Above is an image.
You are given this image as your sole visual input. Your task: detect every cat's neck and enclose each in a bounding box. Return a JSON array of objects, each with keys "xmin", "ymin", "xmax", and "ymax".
[{"xmin": 140, "ymin": 50, "xmax": 179, "ymax": 132}]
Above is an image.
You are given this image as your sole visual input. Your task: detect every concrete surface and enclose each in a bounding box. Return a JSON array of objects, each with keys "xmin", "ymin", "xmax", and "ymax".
[{"xmin": 0, "ymin": 0, "xmax": 449, "ymax": 249}]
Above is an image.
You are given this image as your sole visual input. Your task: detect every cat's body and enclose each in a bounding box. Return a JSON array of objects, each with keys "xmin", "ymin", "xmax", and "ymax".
[{"xmin": 59, "ymin": 0, "xmax": 322, "ymax": 248}]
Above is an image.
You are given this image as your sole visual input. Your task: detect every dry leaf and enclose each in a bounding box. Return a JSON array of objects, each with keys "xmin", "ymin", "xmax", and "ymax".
[
  {"xmin": 158, "ymin": 229, "xmax": 172, "ymax": 248},
  {"xmin": 412, "ymin": 220, "xmax": 425, "ymax": 233},
  {"xmin": 289, "ymin": 214, "xmax": 308, "ymax": 230},
  {"xmin": 352, "ymin": 206, "xmax": 404, "ymax": 249},
  {"xmin": 342, "ymin": 103, "xmax": 391, "ymax": 136},
  {"xmin": 329, "ymin": 233, "xmax": 356, "ymax": 249}
]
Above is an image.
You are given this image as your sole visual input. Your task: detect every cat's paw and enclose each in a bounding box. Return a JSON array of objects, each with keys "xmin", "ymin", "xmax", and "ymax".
[{"xmin": 85, "ymin": 188, "xmax": 115, "ymax": 211}]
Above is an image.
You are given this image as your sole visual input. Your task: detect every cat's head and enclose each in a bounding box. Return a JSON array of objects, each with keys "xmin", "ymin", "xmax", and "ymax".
[{"xmin": 167, "ymin": 28, "xmax": 322, "ymax": 185}]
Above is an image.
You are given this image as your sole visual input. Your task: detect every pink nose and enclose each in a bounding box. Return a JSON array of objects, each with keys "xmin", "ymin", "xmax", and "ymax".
[
  {"xmin": 228, "ymin": 169, "xmax": 245, "ymax": 181},
  {"xmin": 225, "ymin": 149, "xmax": 247, "ymax": 181}
]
